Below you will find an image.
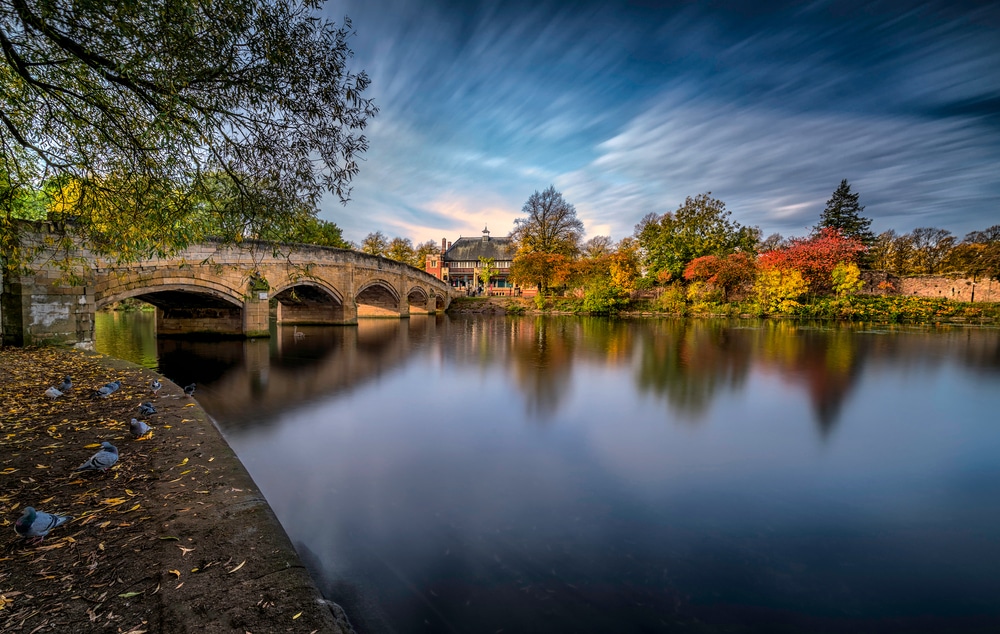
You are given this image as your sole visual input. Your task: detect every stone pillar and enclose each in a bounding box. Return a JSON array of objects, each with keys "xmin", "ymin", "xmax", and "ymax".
[
  {"xmin": 0, "ymin": 269, "xmax": 95, "ymax": 347},
  {"xmin": 244, "ymin": 291, "xmax": 271, "ymax": 338},
  {"xmin": 341, "ymin": 295, "xmax": 358, "ymax": 324}
]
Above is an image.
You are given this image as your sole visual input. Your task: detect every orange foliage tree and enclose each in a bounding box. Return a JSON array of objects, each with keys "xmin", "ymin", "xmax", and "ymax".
[{"xmin": 757, "ymin": 228, "xmax": 865, "ymax": 295}]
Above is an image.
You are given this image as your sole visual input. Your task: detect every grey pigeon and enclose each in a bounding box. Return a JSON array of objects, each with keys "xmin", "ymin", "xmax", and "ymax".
[
  {"xmin": 129, "ymin": 418, "xmax": 150, "ymax": 438},
  {"xmin": 75, "ymin": 441, "xmax": 118, "ymax": 472},
  {"xmin": 58, "ymin": 376, "xmax": 72, "ymax": 392},
  {"xmin": 138, "ymin": 402, "xmax": 157, "ymax": 416},
  {"xmin": 150, "ymin": 379, "xmax": 162, "ymax": 396},
  {"xmin": 45, "ymin": 386, "xmax": 63, "ymax": 399},
  {"xmin": 15, "ymin": 506, "xmax": 71, "ymax": 543},
  {"xmin": 93, "ymin": 380, "xmax": 122, "ymax": 398},
  {"xmin": 183, "ymin": 383, "xmax": 196, "ymax": 397}
]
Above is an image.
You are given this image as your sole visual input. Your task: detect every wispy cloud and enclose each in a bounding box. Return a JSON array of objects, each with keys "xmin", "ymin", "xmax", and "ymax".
[{"xmin": 320, "ymin": 0, "xmax": 1000, "ymax": 244}]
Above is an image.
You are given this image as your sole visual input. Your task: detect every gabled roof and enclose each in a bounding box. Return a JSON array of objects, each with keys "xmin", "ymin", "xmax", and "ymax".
[{"xmin": 444, "ymin": 236, "xmax": 515, "ymax": 262}]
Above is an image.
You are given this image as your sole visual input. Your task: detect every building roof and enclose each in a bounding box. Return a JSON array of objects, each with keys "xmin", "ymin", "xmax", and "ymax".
[{"xmin": 444, "ymin": 235, "xmax": 515, "ymax": 262}]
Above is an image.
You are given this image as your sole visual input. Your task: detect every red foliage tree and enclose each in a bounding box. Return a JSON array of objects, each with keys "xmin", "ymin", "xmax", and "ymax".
[
  {"xmin": 757, "ymin": 228, "xmax": 865, "ymax": 295},
  {"xmin": 683, "ymin": 252, "xmax": 757, "ymax": 301}
]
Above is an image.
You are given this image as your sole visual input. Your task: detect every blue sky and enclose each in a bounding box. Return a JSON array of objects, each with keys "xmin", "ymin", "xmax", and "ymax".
[{"xmin": 320, "ymin": 0, "xmax": 999, "ymax": 246}]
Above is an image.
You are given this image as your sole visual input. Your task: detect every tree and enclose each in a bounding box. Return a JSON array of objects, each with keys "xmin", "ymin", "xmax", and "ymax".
[
  {"xmin": 511, "ymin": 186, "xmax": 584, "ymax": 257},
  {"xmin": 477, "ymin": 256, "xmax": 497, "ymax": 290},
  {"xmin": 949, "ymin": 225, "xmax": 1000, "ymax": 282},
  {"xmin": 608, "ymin": 238, "xmax": 641, "ymax": 291},
  {"xmin": 814, "ymin": 180, "xmax": 874, "ymax": 246},
  {"xmin": 414, "ymin": 239, "xmax": 440, "ymax": 269},
  {"xmin": 360, "ymin": 231, "xmax": 388, "ymax": 256},
  {"xmin": 831, "ymin": 262, "xmax": 863, "ymax": 297},
  {"xmin": 908, "ymin": 227, "xmax": 955, "ymax": 274},
  {"xmin": 635, "ymin": 193, "xmax": 759, "ymax": 283},
  {"xmin": 0, "ymin": 0, "xmax": 377, "ymax": 270},
  {"xmin": 682, "ymin": 252, "xmax": 757, "ymax": 301},
  {"xmin": 509, "ymin": 252, "xmax": 570, "ymax": 294},
  {"xmin": 283, "ymin": 217, "xmax": 350, "ymax": 249},
  {"xmin": 582, "ymin": 235, "xmax": 615, "ymax": 258},
  {"xmin": 385, "ymin": 237, "xmax": 415, "ymax": 265},
  {"xmin": 758, "ymin": 228, "xmax": 865, "ymax": 295}
]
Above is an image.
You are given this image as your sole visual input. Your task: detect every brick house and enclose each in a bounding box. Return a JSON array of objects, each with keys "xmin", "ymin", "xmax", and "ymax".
[{"xmin": 426, "ymin": 227, "xmax": 517, "ymax": 294}]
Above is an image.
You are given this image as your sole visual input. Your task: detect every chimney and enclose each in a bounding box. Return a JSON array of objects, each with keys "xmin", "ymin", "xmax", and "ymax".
[
  {"xmin": 441, "ymin": 237, "xmax": 447, "ymax": 254},
  {"xmin": 447, "ymin": 241, "xmax": 452, "ymax": 250}
]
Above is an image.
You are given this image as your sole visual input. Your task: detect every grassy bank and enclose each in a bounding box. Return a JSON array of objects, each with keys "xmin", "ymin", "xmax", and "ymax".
[{"xmin": 447, "ymin": 295, "xmax": 1000, "ymax": 324}]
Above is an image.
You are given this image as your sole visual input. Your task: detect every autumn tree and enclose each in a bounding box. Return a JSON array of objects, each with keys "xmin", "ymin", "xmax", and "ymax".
[
  {"xmin": 814, "ymin": 180, "xmax": 874, "ymax": 246},
  {"xmin": 908, "ymin": 227, "xmax": 955, "ymax": 274},
  {"xmin": 682, "ymin": 253, "xmax": 757, "ymax": 301},
  {"xmin": 509, "ymin": 252, "xmax": 570, "ymax": 294},
  {"xmin": 758, "ymin": 228, "xmax": 865, "ymax": 295},
  {"xmin": 0, "ymin": 0, "xmax": 377, "ymax": 270},
  {"xmin": 414, "ymin": 239, "xmax": 440, "ymax": 269},
  {"xmin": 608, "ymin": 238, "xmax": 642, "ymax": 292},
  {"xmin": 385, "ymin": 237, "xmax": 415, "ymax": 265},
  {"xmin": 511, "ymin": 186, "xmax": 584, "ymax": 257},
  {"xmin": 360, "ymin": 231, "xmax": 389, "ymax": 256},
  {"xmin": 949, "ymin": 225, "xmax": 1000, "ymax": 282},
  {"xmin": 635, "ymin": 193, "xmax": 759, "ymax": 283}
]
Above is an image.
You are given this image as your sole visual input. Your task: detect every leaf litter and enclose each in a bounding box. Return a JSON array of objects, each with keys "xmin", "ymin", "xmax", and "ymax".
[{"xmin": 0, "ymin": 347, "xmax": 340, "ymax": 632}]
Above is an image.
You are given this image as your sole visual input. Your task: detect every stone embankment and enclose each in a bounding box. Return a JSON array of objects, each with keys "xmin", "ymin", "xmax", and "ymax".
[{"xmin": 1, "ymin": 347, "xmax": 351, "ymax": 633}]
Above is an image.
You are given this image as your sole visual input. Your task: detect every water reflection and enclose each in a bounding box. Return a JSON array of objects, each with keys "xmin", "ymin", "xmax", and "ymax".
[{"xmin": 94, "ymin": 314, "xmax": 1000, "ymax": 633}]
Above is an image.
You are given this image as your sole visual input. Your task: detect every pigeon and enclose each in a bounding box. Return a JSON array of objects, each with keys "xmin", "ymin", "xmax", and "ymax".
[
  {"xmin": 183, "ymin": 383, "xmax": 196, "ymax": 397},
  {"xmin": 15, "ymin": 506, "xmax": 71, "ymax": 543},
  {"xmin": 138, "ymin": 402, "xmax": 157, "ymax": 417},
  {"xmin": 150, "ymin": 379, "xmax": 162, "ymax": 396},
  {"xmin": 75, "ymin": 441, "xmax": 119, "ymax": 472},
  {"xmin": 58, "ymin": 376, "xmax": 72, "ymax": 392},
  {"xmin": 129, "ymin": 418, "xmax": 150, "ymax": 438},
  {"xmin": 45, "ymin": 386, "xmax": 63, "ymax": 399},
  {"xmin": 92, "ymin": 380, "xmax": 122, "ymax": 398}
]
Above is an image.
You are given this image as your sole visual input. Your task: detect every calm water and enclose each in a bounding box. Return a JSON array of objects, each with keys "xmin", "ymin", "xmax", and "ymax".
[{"xmin": 96, "ymin": 312, "xmax": 1000, "ymax": 633}]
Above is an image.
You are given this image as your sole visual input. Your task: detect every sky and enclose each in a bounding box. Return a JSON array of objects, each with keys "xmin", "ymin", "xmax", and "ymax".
[{"xmin": 318, "ymin": 0, "xmax": 1000, "ymax": 247}]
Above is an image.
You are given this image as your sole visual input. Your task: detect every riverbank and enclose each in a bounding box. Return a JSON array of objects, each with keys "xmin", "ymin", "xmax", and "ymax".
[
  {"xmin": 0, "ymin": 347, "xmax": 351, "ymax": 633},
  {"xmin": 447, "ymin": 294, "xmax": 1000, "ymax": 323}
]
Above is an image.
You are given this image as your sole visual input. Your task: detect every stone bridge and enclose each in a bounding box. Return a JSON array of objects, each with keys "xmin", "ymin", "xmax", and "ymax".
[{"xmin": 1, "ymin": 221, "xmax": 453, "ymax": 346}]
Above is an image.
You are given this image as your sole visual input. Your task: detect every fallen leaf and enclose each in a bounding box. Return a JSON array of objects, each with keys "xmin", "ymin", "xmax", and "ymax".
[
  {"xmin": 168, "ymin": 570, "xmax": 180, "ymax": 578},
  {"xmin": 118, "ymin": 591, "xmax": 142, "ymax": 598},
  {"xmin": 227, "ymin": 560, "xmax": 246, "ymax": 574},
  {"xmin": 159, "ymin": 536, "xmax": 180, "ymax": 541},
  {"xmin": 293, "ymin": 612, "xmax": 302, "ymax": 620}
]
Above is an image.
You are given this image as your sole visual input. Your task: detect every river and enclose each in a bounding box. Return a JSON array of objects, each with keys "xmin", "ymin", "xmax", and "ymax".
[{"xmin": 95, "ymin": 311, "xmax": 1000, "ymax": 633}]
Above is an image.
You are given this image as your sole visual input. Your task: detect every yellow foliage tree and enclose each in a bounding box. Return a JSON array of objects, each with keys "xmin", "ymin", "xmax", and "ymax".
[{"xmin": 754, "ymin": 267, "xmax": 807, "ymax": 313}]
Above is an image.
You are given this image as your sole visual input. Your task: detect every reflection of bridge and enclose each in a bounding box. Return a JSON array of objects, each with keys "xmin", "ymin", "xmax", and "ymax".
[
  {"xmin": 1, "ymin": 221, "xmax": 452, "ymax": 346},
  {"xmin": 159, "ymin": 319, "xmax": 439, "ymax": 425}
]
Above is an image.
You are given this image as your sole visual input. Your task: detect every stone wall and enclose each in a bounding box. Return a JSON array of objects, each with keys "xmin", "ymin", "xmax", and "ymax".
[{"xmin": 861, "ymin": 271, "xmax": 1000, "ymax": 302}]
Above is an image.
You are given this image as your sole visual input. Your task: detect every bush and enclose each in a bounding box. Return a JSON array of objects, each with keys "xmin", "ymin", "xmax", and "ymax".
[
  {"xmin": 654, "ymin": 283, "xmax": 688, "ymax": 314},
  {"xmin": 582, "ymin": 285, "xmax": 629, "ymax": 315}
]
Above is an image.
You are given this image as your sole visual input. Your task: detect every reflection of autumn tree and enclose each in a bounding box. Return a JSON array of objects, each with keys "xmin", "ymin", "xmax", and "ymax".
[
  {"xmin": 758, "ymin": 324, "xmax": 863, "ymax": 436},
  {"xmin": 508, "ymin": 318, "xmax": 577, "ymax": 420},
  {"xmin": 634, "ymin": 320, "xmax": 752, "ymax": 422}
]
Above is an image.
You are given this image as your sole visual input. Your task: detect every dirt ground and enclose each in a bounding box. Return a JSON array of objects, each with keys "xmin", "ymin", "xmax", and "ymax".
[{"xmin": 0, "ymin": 347, "xmax": 353, "ymax": 633}]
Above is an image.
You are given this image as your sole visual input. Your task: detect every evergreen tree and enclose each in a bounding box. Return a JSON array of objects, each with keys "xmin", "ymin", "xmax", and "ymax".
[{"xmin": 814, "ymin": 180, "xmax": 874, "ymax": 245}]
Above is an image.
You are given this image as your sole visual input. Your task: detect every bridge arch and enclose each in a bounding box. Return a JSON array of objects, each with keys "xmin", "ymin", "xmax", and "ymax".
[
  {"xmin": 96, "ymin": 280, "xmax": 245, "ymax": 311},
  {"xmin": 407, "ymin": 286, "xmax": 429, "ymax": 304},
  {"xmin": 96, "ymin": 278, "xmax": 248, "ymax": 337},
  {"xmin": 356, "ymin": 279, "xmax": 401, "ymax": 317},
  {"xmin": 271, "ymin": 280, "xmax": 347, "ymax": 324}
]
